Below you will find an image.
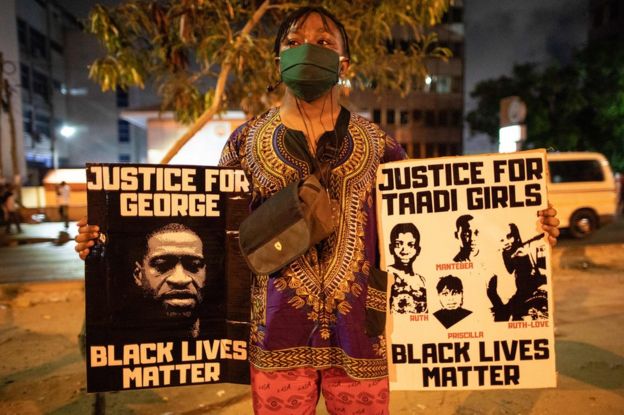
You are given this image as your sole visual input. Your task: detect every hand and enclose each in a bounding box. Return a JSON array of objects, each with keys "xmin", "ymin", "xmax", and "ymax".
[
  {"xmin": 487, "ymin": 275, "xmax": 498, "ymax": 292},
  {"xmin": 74, "ymin": 217, "xmax": 100, "ymax": 260},
  {"xmin": 512, "ymin": 246, "xmax": 529, "ymax": 258},
  {"xmin": 538, "ymin": 203, "xmax": 560, "ymax": 247},
  {"xmin": 486, "ymin": 275, "xmax": 504, "ymax": 308}
]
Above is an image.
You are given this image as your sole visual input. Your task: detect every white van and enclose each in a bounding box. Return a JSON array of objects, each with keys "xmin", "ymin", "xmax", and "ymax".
[{"xmin": 546, "ymin": 152, "xmax": 618, "ymax": 238}]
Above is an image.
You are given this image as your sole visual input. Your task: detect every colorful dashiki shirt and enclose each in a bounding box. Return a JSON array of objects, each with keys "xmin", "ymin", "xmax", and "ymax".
[{"xmin": 219, "ymin": 106, "xmax": 406, "ymax": 380}]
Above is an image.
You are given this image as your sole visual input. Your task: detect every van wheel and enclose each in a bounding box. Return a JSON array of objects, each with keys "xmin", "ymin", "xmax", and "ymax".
[{"xmin": 569, "ymin": 209, "xmax": 597, "ymax": 238}]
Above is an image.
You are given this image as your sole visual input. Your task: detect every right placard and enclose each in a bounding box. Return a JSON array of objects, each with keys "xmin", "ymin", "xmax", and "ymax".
[{"xmin": 376, "ymin": 149, "xmax": 556, "ymax": 390}]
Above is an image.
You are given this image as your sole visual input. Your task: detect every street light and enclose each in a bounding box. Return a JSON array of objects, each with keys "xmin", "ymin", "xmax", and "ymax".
[{"xmin": 59, "ymin": 125, "xmax": 76, "ymax": 138}]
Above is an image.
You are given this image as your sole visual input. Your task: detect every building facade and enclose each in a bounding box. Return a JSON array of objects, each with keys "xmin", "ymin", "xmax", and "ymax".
[
  {"xmin": 349, "ymin": 0, "xmax": 464, "ymax": 159},
  {"xmin": 1, "ymin": 0, "xmax": 466, "ymax": 186},
  {"xmin": 0, "ymin": 0, "xmax": 147, "ymax": 186}
]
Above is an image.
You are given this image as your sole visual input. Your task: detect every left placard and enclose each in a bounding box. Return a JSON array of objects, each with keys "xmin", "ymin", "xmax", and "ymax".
[{"xmin": 85, "ymin": 163, "xmax": 251, "ymax": 392}]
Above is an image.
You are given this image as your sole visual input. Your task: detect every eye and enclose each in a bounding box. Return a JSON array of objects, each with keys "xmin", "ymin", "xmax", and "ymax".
[
  {"xmin": 150, "ymin": 256, "xmax": 177, "ymax": 273},
  {"xmin": 285, "ymin": 38, "xmax": 300, "ymax": 47},
  {"xmin": 181, "ymin": 256, "xmax": 205, "ymax": 273},
  {"xmin": 318, "ymin": 37, "xmax": 337, "ymax": 48}
]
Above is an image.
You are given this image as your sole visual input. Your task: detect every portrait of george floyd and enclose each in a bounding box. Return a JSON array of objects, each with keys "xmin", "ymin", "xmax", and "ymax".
[
  {"xmin": 84, "ymin": 164, "xmax": 251, "ymax": 391},
  {"xmin": 106, "ymin": 220, "xmax": 224, "ymax": 341}
]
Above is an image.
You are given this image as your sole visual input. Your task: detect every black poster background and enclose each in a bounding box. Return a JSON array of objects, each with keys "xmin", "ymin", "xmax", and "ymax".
[{"xmin": 85, "ymin": 164, "xmax": 251, "ymax": 392}]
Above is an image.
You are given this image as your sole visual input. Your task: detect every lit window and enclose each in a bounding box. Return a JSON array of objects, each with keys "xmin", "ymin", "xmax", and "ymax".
[{"xmin": 436, "ymin": 76, "xmax": 451, "ymax": 94}]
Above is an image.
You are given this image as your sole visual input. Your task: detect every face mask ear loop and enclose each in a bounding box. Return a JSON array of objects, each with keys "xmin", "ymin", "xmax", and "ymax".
[
  {"xmin": 319, "ymin": 90, "xmax": 329, "ymax": 133},
  {"xmin": 331, "ymin": 86, "xmax": 339, "ymax": 186},
  {"xmin": 267, "ymin": 56, "xmax": 282, "ymax": 92},
  {"xmin": 295, "ymin": 97, "xmax": 316, "ymax": 159}
]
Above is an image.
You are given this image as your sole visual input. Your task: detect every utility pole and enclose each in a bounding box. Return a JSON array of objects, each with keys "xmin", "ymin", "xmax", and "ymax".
[
  {"xmin": 0, "ymin": 51, "xmax": 5, "ymax": 182},
  {"xmin": 5, "ymin": 79, "xmax": 19, "ymax": 184},
  {"xmin": 0, "ymin": 51, "xmax": 21, "ymax": 187}
]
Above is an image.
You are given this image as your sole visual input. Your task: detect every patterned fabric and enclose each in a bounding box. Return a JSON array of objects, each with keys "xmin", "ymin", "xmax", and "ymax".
[
  {"xmin": 219, "ymin": 106, "xmax": 406, "ymax": 380},
  {"xmin": 250, "ymin": 365, "xmax": 390, "ymax": 415},
  {"xmin": 365, "ymin": 286, "xmax": 387, "ymax": 312}
]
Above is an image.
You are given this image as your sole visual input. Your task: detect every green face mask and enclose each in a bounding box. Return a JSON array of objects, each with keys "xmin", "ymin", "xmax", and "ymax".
[{"xmin": 279, "ymin": 44, "xmax": 340, "ymax": 102}]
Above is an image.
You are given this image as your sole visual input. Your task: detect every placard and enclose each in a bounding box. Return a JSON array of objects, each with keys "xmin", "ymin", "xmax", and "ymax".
[
  {"xmin": 377, "ymin": 150, "xmax": 556, "ymax": 390},
  {"xmin": 85, "ymin": 164, "xmax": 251, "ymax": 392}
]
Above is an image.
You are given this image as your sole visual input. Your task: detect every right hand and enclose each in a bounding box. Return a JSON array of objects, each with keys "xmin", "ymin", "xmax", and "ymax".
[{"xmin": 74, "ymin": 217, "xmax": 100, "ymax": 260}]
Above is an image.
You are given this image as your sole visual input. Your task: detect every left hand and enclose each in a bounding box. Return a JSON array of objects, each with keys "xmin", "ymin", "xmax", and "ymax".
[{"xmin": 538, "ymin": 203, "xmax": 560, "ymax": 246}]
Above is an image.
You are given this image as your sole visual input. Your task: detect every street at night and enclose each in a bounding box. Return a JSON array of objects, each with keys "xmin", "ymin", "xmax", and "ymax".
[{"xmin": 2, "ymin": 0, "xmax": 624, "ymax": 413}]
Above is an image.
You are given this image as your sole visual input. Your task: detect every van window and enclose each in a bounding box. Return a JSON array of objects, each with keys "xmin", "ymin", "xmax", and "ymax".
[{"xmin": 549, "ymin": 160, "xmax": 605, "ymax": 183}]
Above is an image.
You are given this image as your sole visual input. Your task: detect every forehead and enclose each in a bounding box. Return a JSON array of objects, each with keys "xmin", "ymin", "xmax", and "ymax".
[
  {"xmin": 146, "ymin": 230, "xmax": 203, "ymax": 256},
  {"xmin": 396, "ymin": 232, "xmax": 416, "ymax": 242},
  {"xmin": 286, "ymin": 12, "xmax": 341, "ymax": 37}
]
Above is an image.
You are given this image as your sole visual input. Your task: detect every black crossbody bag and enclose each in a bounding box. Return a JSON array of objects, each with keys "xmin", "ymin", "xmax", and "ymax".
[{"xmin": 238, "ymin": 161, "xmax": 339, "ymax": 275}]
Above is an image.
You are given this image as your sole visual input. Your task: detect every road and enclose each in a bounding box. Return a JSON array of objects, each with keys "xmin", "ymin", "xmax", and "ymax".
[
  {"xmin": 0, "ymin": 222, "xmax": 83, "ymax": 284},
  {"xmin": 557, "ymin": 215, "xmax": 624, "ymax": 247}
]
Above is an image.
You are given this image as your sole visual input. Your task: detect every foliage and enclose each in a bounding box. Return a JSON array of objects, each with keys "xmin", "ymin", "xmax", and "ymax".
[
  {"xmin": 467, "ymin": 39, "xmax": 624, "ymax": 172},
  {"xmin": 87, "ymin": 0, "xmax": 452, "ymax": 125}
]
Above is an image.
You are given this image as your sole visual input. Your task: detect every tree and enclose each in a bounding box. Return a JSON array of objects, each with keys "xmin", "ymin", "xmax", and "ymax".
[
  {"xmin": 87, "ymin": 0, "xmax": 451, "ymax": 162},
  {"xmin": 467, "ymin": 39, "xmax": 624, "ymax": 172}
]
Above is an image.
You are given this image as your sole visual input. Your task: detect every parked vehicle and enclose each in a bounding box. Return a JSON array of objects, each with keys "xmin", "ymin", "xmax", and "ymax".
[{"xmin": 547, "ymin": 152, "xmax": 618, "ymax": 238}]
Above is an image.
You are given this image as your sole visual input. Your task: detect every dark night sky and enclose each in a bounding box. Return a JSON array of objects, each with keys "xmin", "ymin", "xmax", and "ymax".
[{"xmin": 464, "ymin": 0, "xmax": 589, "ymax": 152}]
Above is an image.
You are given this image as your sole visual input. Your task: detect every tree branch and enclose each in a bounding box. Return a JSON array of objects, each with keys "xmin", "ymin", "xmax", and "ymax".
[{"xmin": 160, "ymin": 0, "xmax": 272, "ymax": 164}]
